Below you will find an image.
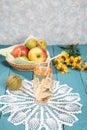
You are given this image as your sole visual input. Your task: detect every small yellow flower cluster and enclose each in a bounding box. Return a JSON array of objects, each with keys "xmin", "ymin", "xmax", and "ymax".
[
  {"xmin": 54, "ymin": 51, "xmax": 87, "ymax": 74},
  {"xmin": 83, "ymin": 62, "xmax": 87, "ymax": 70}
]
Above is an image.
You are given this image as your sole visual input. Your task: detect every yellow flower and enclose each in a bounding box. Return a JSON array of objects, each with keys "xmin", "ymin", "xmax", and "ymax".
[
  {"xmin": 70, "ymin": 56, "xmax": 83, "ymax": 70},
  {"xmin": 65, "ymin": 59, "xmax": 69, "ymax": 65},
  {"xmin": 66, "ymin": 56, "xmax": 75, "ymax": 66},
  {"xmin": 71, "ymin": 62, "xmax": 82, "ymax": 70},
  {"xmin": 55, "ymin": 63, "xmax": 68, "ymax": 74},
  {"xmin": 54, "ymin": 50, "xmax": 87, "ymax": 74},
  {"xmin": 74, "ymin": 56, "xmax": 83, "ymax": 65},
  {"xmin": 83, "ymin": 62, "xmax": 87, "ymax": 70},
  {"xmin": 61, "ymin": 51, "xmax": 69, "ymax": 61},
  {"xmin": 54, "ymin": 57, "xmax": 64, "ymax": 63},
  {"xmin": 54, "ymin": 58, "xmax": 59, "ymax": 65}
]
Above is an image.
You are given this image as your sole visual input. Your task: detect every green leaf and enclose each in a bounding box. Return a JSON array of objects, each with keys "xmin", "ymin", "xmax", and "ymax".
[{"xmin": 59, "ymin": 44, "xmax": 80, "ymax": 57}]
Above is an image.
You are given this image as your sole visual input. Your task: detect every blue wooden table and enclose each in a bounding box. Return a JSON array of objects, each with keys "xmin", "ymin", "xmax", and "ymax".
[{"xmin": 0, "ymin": 44, "xmax": 87, "ymax": 130}]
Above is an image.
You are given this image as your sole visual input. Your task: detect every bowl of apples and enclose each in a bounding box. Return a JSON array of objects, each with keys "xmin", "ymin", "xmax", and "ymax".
[{"xmin": 0, "ymin": 36, "xmax": 50, "ymax": 71}]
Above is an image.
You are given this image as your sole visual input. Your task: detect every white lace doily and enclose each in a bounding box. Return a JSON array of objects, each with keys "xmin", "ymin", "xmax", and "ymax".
[{"xmin": 0, "ymin": 80, "xmax": 82, "ymax": 130}]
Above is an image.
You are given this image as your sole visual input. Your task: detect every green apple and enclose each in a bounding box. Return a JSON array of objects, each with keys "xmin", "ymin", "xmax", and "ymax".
[
  {"xmin": 37, "ymin": 39, "xmax": 47, "ymax": 49},
  {"xmin": 25, "ymin": 38, "xmax": 38, "ymax": 49},
  {"xmin": 28, "ymin": 46, "xmax": 47, "ymax": 62}
]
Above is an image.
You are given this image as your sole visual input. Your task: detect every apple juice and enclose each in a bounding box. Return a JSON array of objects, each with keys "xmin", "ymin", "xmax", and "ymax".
[{"xmin": 33, "ymin": 64, "xmax": 53, "ymax": 103}]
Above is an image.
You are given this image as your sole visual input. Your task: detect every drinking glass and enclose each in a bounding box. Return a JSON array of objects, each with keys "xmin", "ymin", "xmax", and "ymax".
[{"xmin": 33, "ymin": 63, "xmax": 53, "ymax": 103}]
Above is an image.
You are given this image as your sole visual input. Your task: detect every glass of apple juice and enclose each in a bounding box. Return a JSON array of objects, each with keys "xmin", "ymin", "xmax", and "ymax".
[{"xmin": 33, "ymin": 63, "xmax": 53, "ymax": 103}]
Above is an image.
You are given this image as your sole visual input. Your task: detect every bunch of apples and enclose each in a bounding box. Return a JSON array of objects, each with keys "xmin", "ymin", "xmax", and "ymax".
[{"xmin": 11, "ymin": 38, "xmax": 47, "ymax": 62}]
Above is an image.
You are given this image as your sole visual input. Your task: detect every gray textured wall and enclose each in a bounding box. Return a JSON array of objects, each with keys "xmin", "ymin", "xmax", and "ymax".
[{"xmin": 0, "ymin": 0, "xmax": 87, "ymax": 45}]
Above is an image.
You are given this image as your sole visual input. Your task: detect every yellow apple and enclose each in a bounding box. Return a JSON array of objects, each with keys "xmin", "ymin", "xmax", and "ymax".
[
  {"xmin": 37, "ymin": 39, "xmax": 47, "ymax": 49},
  {"xmin": 25, "ymin": 38, "xmax": 38, "ymax": 49},
  {"xmin": 28, "ymin": 47, "xmax": 47, "ymax": 62}
]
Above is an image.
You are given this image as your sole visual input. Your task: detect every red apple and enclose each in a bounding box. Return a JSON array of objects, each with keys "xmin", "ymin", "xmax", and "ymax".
[
  {"xmin": 28, "ymin": 47, "xmax": 47, "ymax": 62},
  {"xmin": 11, "ymin": 45, "xmax": 29, "ymax": 58}
]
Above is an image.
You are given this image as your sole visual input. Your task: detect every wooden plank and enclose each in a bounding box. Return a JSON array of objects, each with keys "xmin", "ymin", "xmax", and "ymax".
[
  {"xmin": 0, "ymin": 115, "xmax": 24, "ymax": 130},
  {"xmin": 0, "ymin": 44, "xmax": 87, "ymax": 130},
  {"xmin": 9, "ymin": 67, "xmax": 33, "ymax": 81},
  {"xmin": 78, "ymin": 44, "xmax": 87, "ymax": 60},
  {"xmin": 80, "ymin": 71, "xmax": 87, "ymax": 94},
  {"xmin": 0, "ymin": 52, "xmax": 10, "ymax": 120},
  {"xmin": 64, "ymin": 71, "xmax": 87, "ymax": 130},
  {"xmin": 79, "ymin": 45, "xmax": 87, "ymax": 94},
  {"xmin": 0, "ymin": 56, "xmax": 10, "ymax": 95},
  {"xmin": 52, "ymin": 45, "xmax": 87, "ymax": 130}
]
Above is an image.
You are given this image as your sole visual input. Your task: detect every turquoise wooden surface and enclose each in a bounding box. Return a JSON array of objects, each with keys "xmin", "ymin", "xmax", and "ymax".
[{"xmin": 0, "ymin": 44, "xmax": 87, "ymax": 130}]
